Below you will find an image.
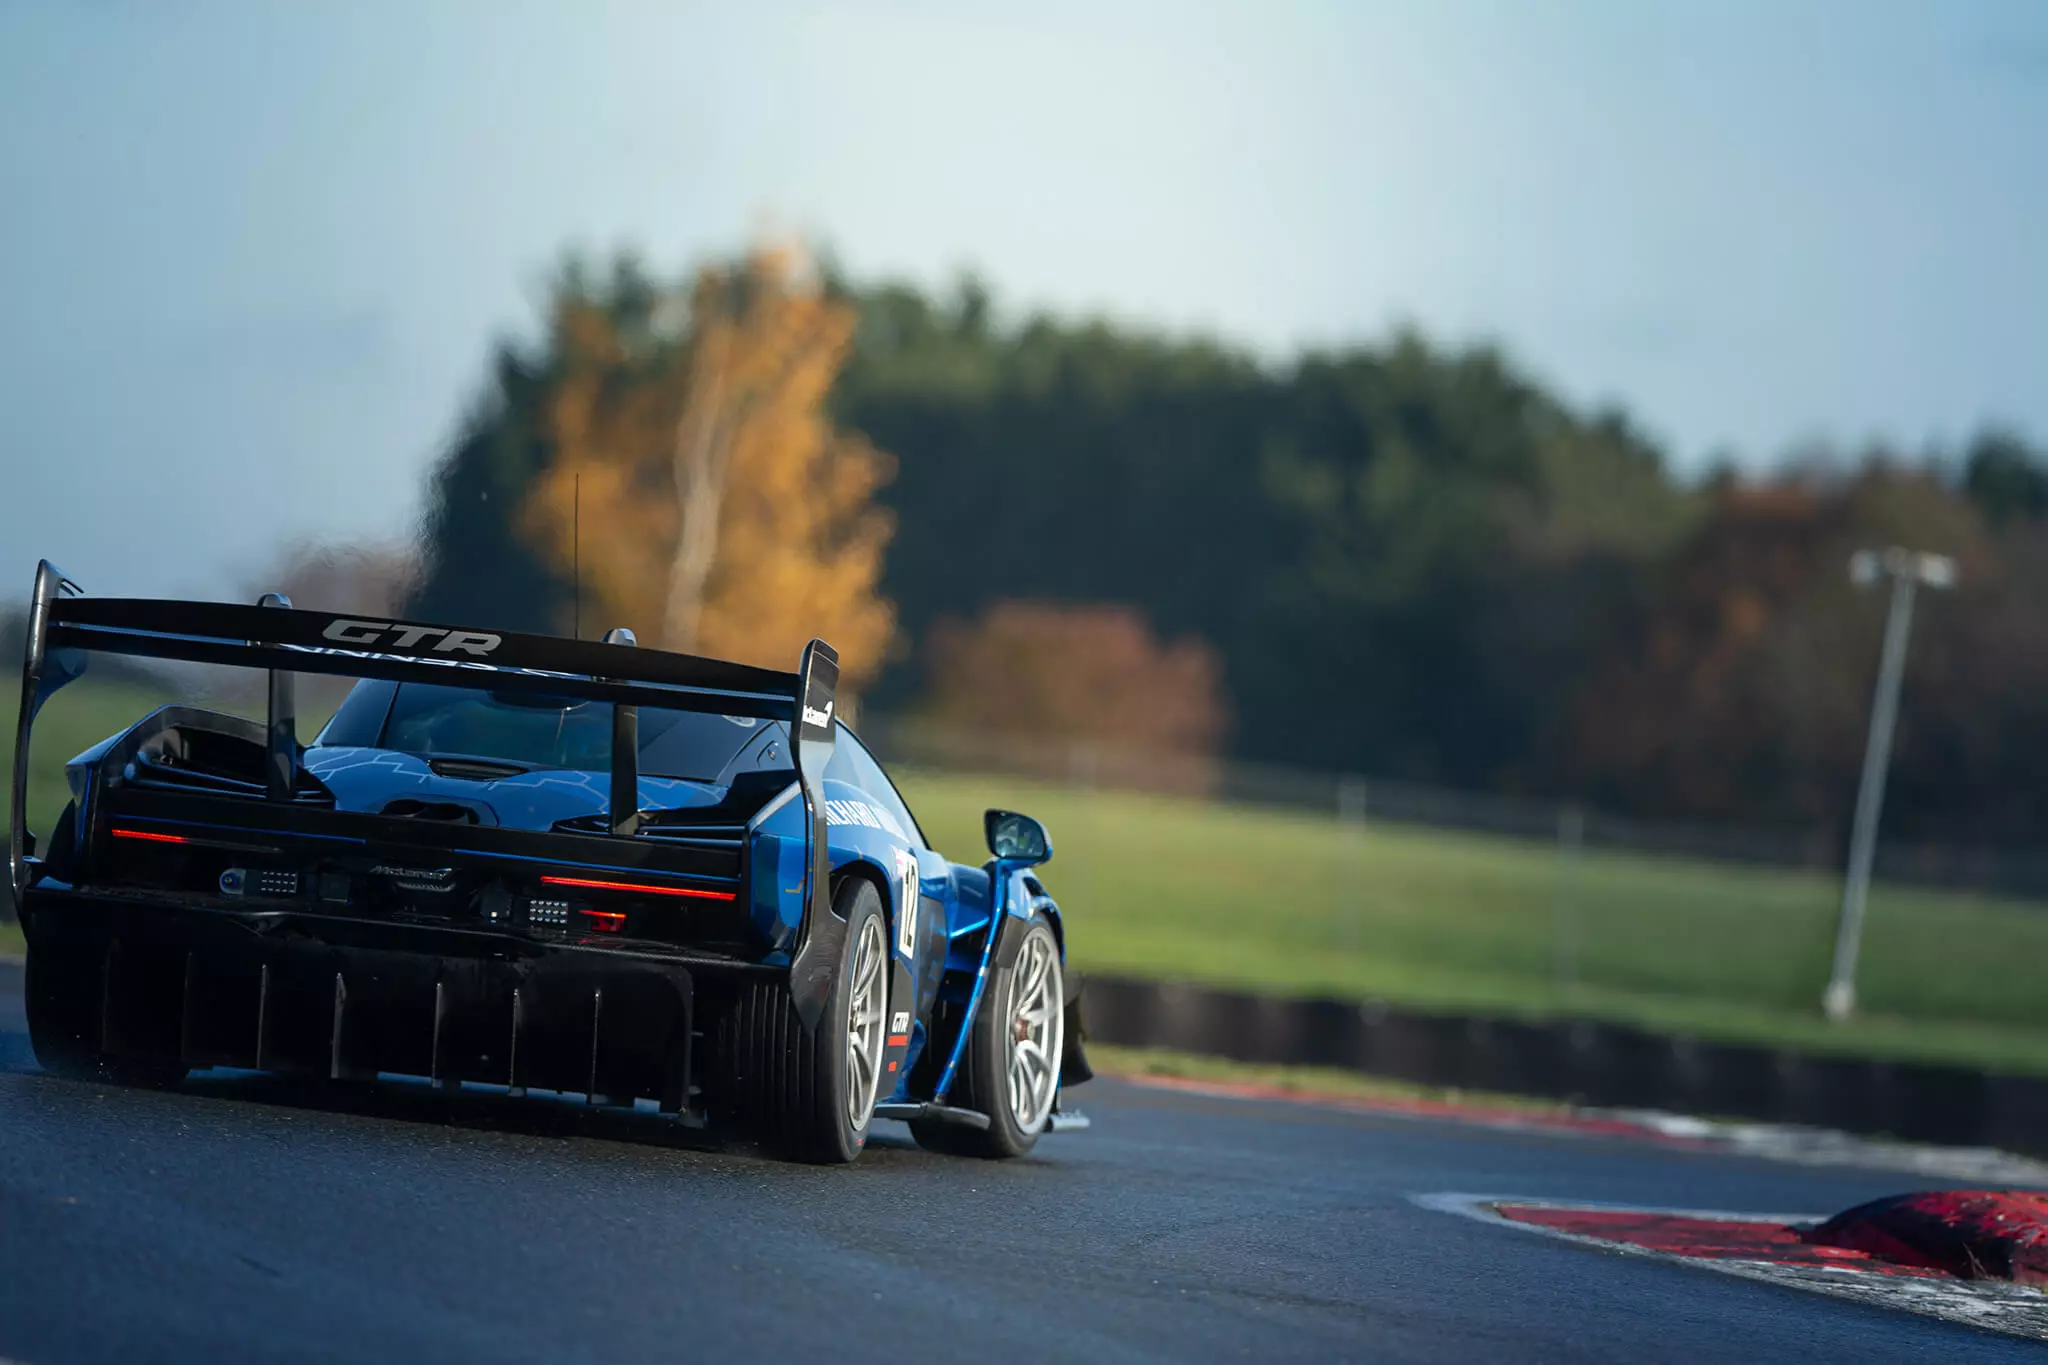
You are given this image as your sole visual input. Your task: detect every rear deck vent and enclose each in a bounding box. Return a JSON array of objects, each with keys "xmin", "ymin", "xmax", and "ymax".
[
  {"xmin": 427, "ymin": 758, "xmax": 528, "ymax": 781},
  {"xmin": 380, "ymin": 799, "xmax": 481, "ymax": 824},
  {"xmin": 131, "ymin": 753, "xmax": 335, "ymax": 805}
]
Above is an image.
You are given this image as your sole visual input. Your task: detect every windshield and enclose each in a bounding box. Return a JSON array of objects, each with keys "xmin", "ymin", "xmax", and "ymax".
[{"xmin": 376, "ymin": 684, "xmax": 781, "ymax": 782}]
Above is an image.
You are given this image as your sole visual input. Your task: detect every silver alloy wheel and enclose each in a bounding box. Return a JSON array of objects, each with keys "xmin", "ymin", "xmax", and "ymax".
[
  {"xmin": 844, "ymin": 914, "xmax": 888, "ymax": 1129},
  {"xmin": 1006, "ymin": 926, "xmax": 1064, "ymax": 1134}
]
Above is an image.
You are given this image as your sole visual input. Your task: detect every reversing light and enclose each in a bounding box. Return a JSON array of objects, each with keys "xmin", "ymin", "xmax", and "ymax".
[
  {"xmin": 581, "ymin": 909, "xmax": 627, "ymax": 932},
  {"xmin": 540, "ymin": 874, "xmax": 735, "ymax": 901},
  {"xmin": 219, "ymin": 867, "xmax": 300, "ymax": 898},
  {"xmin": 527, "ymin": 899, "xmax": 570, "ymax": 928},
  {"xmin": 111, "ymin": 827, "xmax": 187, "ymax": 844}
]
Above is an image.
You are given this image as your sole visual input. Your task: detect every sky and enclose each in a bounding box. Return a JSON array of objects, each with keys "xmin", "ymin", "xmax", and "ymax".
[{"xmin": 2, "ymin": 0, "xmax": 2045, "ymax": 599}]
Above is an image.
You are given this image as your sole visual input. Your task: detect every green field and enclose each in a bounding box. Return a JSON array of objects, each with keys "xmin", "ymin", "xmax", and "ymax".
[
  {"xmin": 1085, "ymin": 1042, "xmax": 1564, "ymax": 1114},
  {"xmin": 8, "ymin": 681, "xmax": 2048, "ymax": 1075},
  {"xmin": 894, "ymin": 770, "xmax": 2048, "ymax": 1076}
]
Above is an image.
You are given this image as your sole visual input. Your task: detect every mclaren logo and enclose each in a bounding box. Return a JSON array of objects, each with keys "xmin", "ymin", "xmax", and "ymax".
[
  {"xmin": 802, "ymin": 700, "xmax": 834, "ymax": 730},
  {"xmin": 370, "ymin": 864, "xmax": 457, "ymax": 892},
  {"xmin": 323, "ymin": 618, "xmax": 503, "ymax": 657}
]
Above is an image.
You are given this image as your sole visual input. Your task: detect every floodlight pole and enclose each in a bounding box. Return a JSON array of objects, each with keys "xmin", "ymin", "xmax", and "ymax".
[{"xmin": 1823, "ymin": 548, "xmax": 1955, "ymax": 1023}]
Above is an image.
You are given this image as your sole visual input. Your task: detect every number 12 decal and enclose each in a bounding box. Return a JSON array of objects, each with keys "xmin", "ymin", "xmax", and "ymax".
[{"xmin": 893, "ymin": 847, "xmax": 919, "ymax": 958}]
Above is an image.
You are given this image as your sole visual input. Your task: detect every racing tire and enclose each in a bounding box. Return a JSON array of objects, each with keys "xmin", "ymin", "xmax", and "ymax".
[
  {"xmin": 25, "ymin": 804, "xmax": 183, "ymax": 1088},
  {"xmin": 25, "ymin": 942, "xmax": 185, "ymax": 1089},
  {"xmin": 40, "ymin": 801, "xmax": 78, "ymax": 884},
  {"xmin": 713, "ymin": 876, "xmax": 890, "ymax": 1164},
  {"xmin": 23, "ymin": 805, "xmax": 105, "ymax": 1078},
  {"xmin": 911, "ymin": 913, "xmax": 1065, "ymax": 1160}
]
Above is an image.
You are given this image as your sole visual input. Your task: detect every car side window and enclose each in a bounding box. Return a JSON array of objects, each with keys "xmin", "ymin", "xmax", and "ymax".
[{"xmin": 827, "ymin": 730, "xmax": 928, "ymax": 849}]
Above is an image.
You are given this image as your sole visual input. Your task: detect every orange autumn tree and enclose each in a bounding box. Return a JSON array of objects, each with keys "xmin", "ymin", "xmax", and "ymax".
[
  {"xmin": 921, "ymin": 601, "xmax": 1228, "ymax": 794},
  {"xmin": 519, "ymin": 248, "xmax": 896, "ymax": 691}
]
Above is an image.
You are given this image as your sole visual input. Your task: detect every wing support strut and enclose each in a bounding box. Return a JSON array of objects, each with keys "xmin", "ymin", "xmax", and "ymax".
[
  {"xmin": 601, "ymin": 627, "xmax": 640, "ymax": 836},
  {"xmin": 257, "ymin": 592, "xmax": 297, "ymax": 801},
  {"xmin": 10, "ymin": 560, "xmax": 85, "ymax": 908}
]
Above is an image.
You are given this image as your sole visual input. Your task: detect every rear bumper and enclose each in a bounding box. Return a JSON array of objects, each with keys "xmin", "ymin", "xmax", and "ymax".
[{"xmin": 22, "ymin": 887, "xmax": 774, "ymax": 1110}]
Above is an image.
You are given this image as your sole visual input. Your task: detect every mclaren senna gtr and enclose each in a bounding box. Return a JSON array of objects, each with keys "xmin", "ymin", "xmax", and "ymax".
[{"xmin": 7, "ymin": 561, "xmax": 1090, "ymax": 1162}]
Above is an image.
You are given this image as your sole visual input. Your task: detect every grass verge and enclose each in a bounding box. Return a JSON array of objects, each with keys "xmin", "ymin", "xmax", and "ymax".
[
  {"xmin": 1087, "ymin": 1043, "xmax": 1563, "ymax": 1115},
  {"xmin": 895, "ymin": 770, "xmax": 2048, "ymax": 1076}
]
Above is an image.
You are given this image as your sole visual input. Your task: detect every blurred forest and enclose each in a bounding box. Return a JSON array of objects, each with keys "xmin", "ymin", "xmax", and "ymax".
[{"xmin": 407, "ymin": 252, "xmax": 2048, "ymax": 849}]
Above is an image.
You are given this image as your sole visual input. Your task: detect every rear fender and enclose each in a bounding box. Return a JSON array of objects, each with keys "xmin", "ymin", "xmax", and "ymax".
[
  {"xmin": 825, "ymin": 835, "xmax": 926, "ymax": 1090},
  {"xmin": 783, "ymin": 640, "xmax": 839, "ymax": 1029},
  {"xmin": 991, "ymin": 869, "xmax": 1064, "ymax": 968},
  {"xmin": 64, "ymin": 706, "xmax": 282, "ymax": 873}
]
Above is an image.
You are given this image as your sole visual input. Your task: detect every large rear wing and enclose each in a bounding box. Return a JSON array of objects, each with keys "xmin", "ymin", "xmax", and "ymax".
[
  {"xmin": 38, "ymin": 591, "xmax": 803, "ymax": 715},
  {"xmin": 9, "ymin": 561, "xmax": 843, "ymax": 1016}
]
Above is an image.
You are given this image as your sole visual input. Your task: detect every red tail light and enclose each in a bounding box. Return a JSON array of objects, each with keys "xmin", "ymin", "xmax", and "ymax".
[
  {"xmin": 111, "ymin": 828, "xmax": 188, "ymax": 844},
  {"xmin": 581, "ymin": 909, "xmax": 627, "ymax": 932},
  {"xmin": 541, "ymin": 874, "xmax": 735, "ymax": 901}
]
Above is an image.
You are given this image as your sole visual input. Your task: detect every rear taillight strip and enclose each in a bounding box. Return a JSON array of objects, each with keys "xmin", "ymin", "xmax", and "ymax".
[{"xmin": 540, "ymin": 874, "xmax": 736, "ymax": 901}]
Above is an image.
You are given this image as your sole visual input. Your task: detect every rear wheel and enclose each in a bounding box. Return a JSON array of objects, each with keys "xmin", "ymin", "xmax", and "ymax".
[
  {"xmin": 26, "ymin": 806, "xmax": 184, "ymax": 1087},
  {"xmin": 25, "ymin": 942, "xmax": 99, "ymax": 1078},
  {"xmin": 25, "ymin": 943, "xmax": 185, "ymax": 1088},
  {"xmin": 912, "ymin": 914, "xmax": 1064, "ymax": 1159},
  {"xmin": 25, "ymin": 803, "xmax": 95, "ymax": 1074},
  {"xmin": 40, "ymin": 801, "xmax": 79, "ymax": 883},
  {"xmin": 713, "ymin": 876, "xmax": 889, "ymax": 1163}
]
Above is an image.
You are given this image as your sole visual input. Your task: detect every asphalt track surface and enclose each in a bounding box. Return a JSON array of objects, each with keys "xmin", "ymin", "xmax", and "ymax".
[{"xmin": 0, "ymin": 960, "xmax": 2039, "ymax": 1364}]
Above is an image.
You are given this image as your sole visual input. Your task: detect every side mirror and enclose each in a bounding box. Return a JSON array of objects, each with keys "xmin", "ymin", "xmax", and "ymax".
[{"xmin": 985, "ymin": 809, "xmax": 1052, "ymax": 866}]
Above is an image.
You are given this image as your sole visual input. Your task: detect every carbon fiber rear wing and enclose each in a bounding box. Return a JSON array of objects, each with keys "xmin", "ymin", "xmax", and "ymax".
[
  {"xmin": 10, "ymin": 560, "xmax": 844, "ymax": 1018},
  {"xmin": 42, "ymin": 595, "xmax": 800, "ymax": 714}
]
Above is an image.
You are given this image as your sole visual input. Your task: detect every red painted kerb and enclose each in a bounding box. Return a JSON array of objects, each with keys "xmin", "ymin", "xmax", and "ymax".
[
  {"xmin": 1806, "ymin": 1191, "xmax": 2048, "ymax": 1286},
  {"xmin": 1497, "ymin": 1190, "xmax": 2048, "ymax": 1285},
  {"xmin": 1494, "ymin": 1205, "xmax": 1942, "ymax": 1277}
]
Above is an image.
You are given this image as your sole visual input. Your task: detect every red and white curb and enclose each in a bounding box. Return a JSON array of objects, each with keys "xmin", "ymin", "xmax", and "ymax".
[
  {"xmin": 1594, "ymin": 1108, "xmax": 2048, "ymax": 1186},
  {"xmin": 1414, "ymin": 1193, "xmax": 2048, "ymax": 1343},
  {"xmin": 1115, "ymin": 1072, "xmax": 2048, "ymax": 1185}
]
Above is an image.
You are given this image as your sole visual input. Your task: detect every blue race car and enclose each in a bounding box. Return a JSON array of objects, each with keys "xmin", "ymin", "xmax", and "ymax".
[{"xmin": 8, "ymin": 561, "xmax": 1091, "ymax": 1163}]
